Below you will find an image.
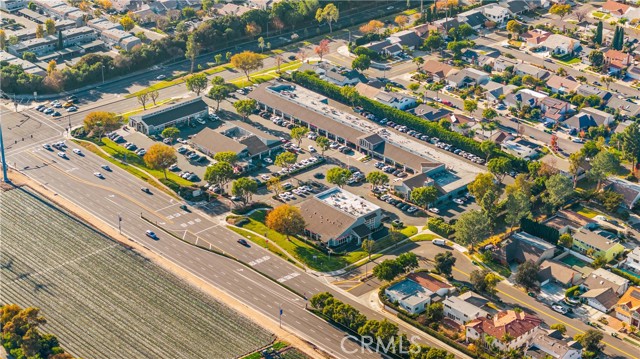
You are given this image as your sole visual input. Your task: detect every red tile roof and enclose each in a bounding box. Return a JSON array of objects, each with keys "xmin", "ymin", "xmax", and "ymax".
[
  {"xmin": 407, "ymin": 272, "xmax": 452, "ymax": 293},
  {"xmin": 602, "ymin": 0, "xmax": 630, "ymax": 15},
  {"xmin": 466, "ymin": 310, "xmax": 543, "ymax": 340}
]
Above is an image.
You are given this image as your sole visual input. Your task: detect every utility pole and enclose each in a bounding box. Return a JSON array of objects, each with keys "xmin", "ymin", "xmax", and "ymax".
[
  {"xmin": 0, "ymin": 122, "xmax": 9, "ymax": 183},
  {"xmin": 101, "ymin": 64, "xmax": 105, "ymax": 83}
]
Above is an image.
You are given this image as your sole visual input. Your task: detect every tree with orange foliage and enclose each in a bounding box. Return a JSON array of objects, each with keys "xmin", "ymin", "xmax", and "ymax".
[
  {"xmin": 395, "ymin": 15, "xmax": 409, "ymax": 29},
  {"xmin": 359, "ymin": 20, "xmax": 384, "ymax": 35},
  {"xmin": 230, "ymin": 51, "xmax": 263, "ymax": 80},
  {"xmin": 245, "ymin": 22, "xmax": 262, "ymax": 37},
  {"xmin": 314, "ymin": 39, "xmax": 330, "ymax": 62},
  {"xmin": 143, "ymin": 144, "xmax": 177, "ymax": 179},
  {"xmin": 265, "ymin": 205, "xmax": 306, "ymax": 241}
]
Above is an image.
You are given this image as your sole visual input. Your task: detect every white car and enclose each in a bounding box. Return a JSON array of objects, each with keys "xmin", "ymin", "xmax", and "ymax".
[
  {"xmin": 156, "ymin": 75, "xmax": 166, "ymax": 80},
  {"xmin": 263, "ymin": 158, "xmax": 273, "ymax": 164},
  {"xmin": 453, "ymin": 198, "xmax": 464, "ymax": 205},
  {"xmin": 57, "ymin": 152, "xmax": 67, "ymax": 158},
  {"xmin": 594, "ymin": 215, "xmax": 608, "ymax": 222},
  {"xmin": 137, "ymin": 150, "xmax": 146, "ymax": 156},
  {"xmin": 94, "ymin": 172, "xmax": 104, "ymax": 179},
  {"xmin": 196, "ymin": 118, "xmax": 206, "ymax": 125},
  {"xmin": 552, "ymin": 305, "xmax": 567, "ymax": 314},
  {"xmin": 72, "ymin": 148, "xmax": 83, "ymax": 155},
  {"xmin": 308, "ymin": 145, "xmax": 316, "ymax": 152},
  {"xmin": 261, "ymin": 174, "xmax": 271, "ymax": 180},
  {"xmin": 428, "ymin": 207, "xmax": 440, "ymax": 214}
]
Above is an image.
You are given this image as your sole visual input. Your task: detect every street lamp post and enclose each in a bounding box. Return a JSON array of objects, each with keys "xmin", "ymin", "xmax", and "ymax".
[{"xmin": 101, "ymin": 65, "xmax": 105, "ymax": 84}]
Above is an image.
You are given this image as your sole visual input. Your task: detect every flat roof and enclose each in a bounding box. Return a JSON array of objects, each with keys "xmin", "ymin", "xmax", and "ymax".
[
  {"xmin": 131, "ymin": 97, "xmax": 208, "ymax": 127},
  {"xmin": 315, "ymin": 187, "xmax": 379, "ymax": 218}
]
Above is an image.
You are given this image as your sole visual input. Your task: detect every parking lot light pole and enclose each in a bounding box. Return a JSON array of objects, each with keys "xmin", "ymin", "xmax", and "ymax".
[{"xmin": 101, "ymin": 65, "xmax": 105, "ymax": 84}]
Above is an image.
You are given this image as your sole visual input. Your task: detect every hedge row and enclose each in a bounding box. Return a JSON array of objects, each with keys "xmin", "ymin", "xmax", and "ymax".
[
  {"xmin": 427, "ymin": 217, "xmax": 454, "ymax": 238},
  {"xmin": 611, "ymin": 268, "xmax": 640, "ymax": 286},
  {"xmin": 520, "ymin": 217, "xmax": 559, "ymax": 245},
  {"xmin": 290, "ymin": 71, "xmax": 527, "ymax": 171}
]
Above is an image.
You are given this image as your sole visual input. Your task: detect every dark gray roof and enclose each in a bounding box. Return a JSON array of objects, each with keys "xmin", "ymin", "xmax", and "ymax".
[
  {"xmin": 190, "ymin": 128, "xmax": 247, "ymax": 155},
  {"xmin": 412, "ymin": 104, "xmax": 451, "ymax": 121},
  {"xmin": 402, "ymin": 173, "xmax": 431, "ymax": 191},
  {"xmin": 576, "ymin": 85, "xmax": 612, "ymax": 102},
  {"xmin": 505, "ymin": 0, "xmax": 529, "ymax": 14},
  {"xmin": 133, "ymin": 98, "xmax": 208, "ymax": 127},
  {"xmin": 299, "ymin": 198, "xmax": 356, "ymax": 241},
  {"xmin": 580, "ymin": 287, "xmax": 619, "ymax": 310},
  {"xmin": 352, "ymin": 223, "xmax": 373, "ymax": 238},
  {"xmin": 463, "ymin": 11, "xmax": 487, "ymax": 27},
  {"xmin": 605, "ymin": 180, "xmax": 640, "ymax": 208},
  {"xmin": 239, "ymin": 135, "xmax": 269, "ymax": 156},
  {"xmin": 607, "ymin": 97, "xmax": 640, "ymax": 118},
  {"xmin": 393, "ymin": 30, "xmax": 423, "ymax": 48},
  {"xmin": 359, "ymin": 133, "xmax": 385, "ymax": 145}
]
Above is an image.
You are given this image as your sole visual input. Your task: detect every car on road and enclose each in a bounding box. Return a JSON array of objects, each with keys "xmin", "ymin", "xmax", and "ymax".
[
  {"xmin": 237, "ymin": 238, "xmax": 250, "ymax": 247},
  {"xmin": 42, "ymin": 144, "xmax": 52, "ymax": 151},
  {"xmin": 101, "ymin": 165, "xmax": 112, "ymax": 171},
  {"xmin": 156, "ymin": 75, "xmax": 166, "ymax": 80},
  {"xmin": 260, "ymin": 174, "xmax": 271, "ymax": 180},
  {"xmin": 57, "ymin": 152, "xmax": 67, "ymax": 158},
  {"xmin": 230, "ymin": 195, "xmax": 242, "ymax": 201},
  {"xmin": 72, "ymin": 148, "xmax": 83, "ymax": 155},
  {"xmin": 428, "ymin": 207, "xmax": 440, "ymax": 214},
  {"xmin": 552, "ymin": 305, "xmax": 567, "ymax": 314},
  {"xmin": 572, "ymin": 138, "xmax": 584, "ymax": 143},
  {"xmin": 145, "ymin": 230, "xmax": 158, "ymax": 239},
  {"xmin": 94, "ymin": 172, "xmax": 104, "ymax": 179},
  {"xmin": 288, "ymin": 55, "xmax": 296, "ymax": 61},
  {"xmin": 141, "ymin": 187, "xmax": 151, "ymax": 194}
]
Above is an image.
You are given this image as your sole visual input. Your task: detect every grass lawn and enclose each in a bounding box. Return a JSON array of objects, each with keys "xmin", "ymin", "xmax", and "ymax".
[
  {"xmin": 239, "ymin": 211, "xmax": 350, "ymax": 272},
  {"xmin": 126, "ymin": 77, "xmax": 186, "ymax": 98},
  {"xmin": 230, "ymin": 61, "xmax": 302, "ymax": 88},
  {"xmin": 572, "ymin": 204, "xmax": 598, "ymax": 218},
  {"xmin": 227, "ymin": 226, "xmax": 290, "ymax": 262},
  {"xmin": 118, "ymin": 98, "xmax": 177, "ymax": 119},
  {"xmin": 557, "ymin": 58, "xmax": 581, "ymax": 65},
  {"xmin": 403, "ymin": 8, "xmax": 418, "ymax": 15},
  {"xmin": 412, "ymin": 234, "xmax": 437, "ymax": 242},
  {"xmin": 399, "ymin": 226, "xmax": 418, "ymax": 237},
  {"xmin": 508, "ymin": 40, "xmax": 523, "ymax": 48},
  {"xmin": 592, "ymin": 11, "xmax": 610, "ymax": 20}
]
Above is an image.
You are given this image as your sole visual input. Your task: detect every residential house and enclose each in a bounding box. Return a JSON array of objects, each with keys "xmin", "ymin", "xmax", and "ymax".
[
  {"xmin": 61, "ymin": 27, "xmax": 97, "ymax": 47},
  {"xmin": 388, "ymin": 30, "xmax": 423, "ymax": 50},
  {"xmin": 482, "ymin": 4, "xmax": 511, "ymax": 25},
  {"xmin": 500, "ymin": 138, "xmax": 538, "ymax": 159},
  {"xmin": 525, "ymin": 330, "xmax": 583, "ymax": 359},
  {"xmin": 522, "ymin": 29, "xmax": 551, "ymax": 46},
  {"xmin": 615, "ymin": 287, "xmax": 640, "ymax": 327},
  {"xmin": 571, "ymin": 229, "xmax": 625, "ymax": 262},
  {"xmin": 627, "ymin": 65, "xmax": 640, "ymax": 80},
  {"xmin": 372, "ymin": 91, "xmax": 417, "ymax": 110},
  {"xmin": 564, "ymin": 108, "xmax": 614, "ymax": 131},
  {"xmin": 483, "ymin": 81, "xmax": 516, "ymax": 103},
  {"xmin": 449, "ymin": 113, "xmax": 476, "ymax": 135},
  {"xmin": 408, "ymin": 272, "xmax": 455, "ymax": 298},
  {"xmin": 604, "ymin": 178, "xmax": 640, "ymax": 209},
  {"xmin": 581, "ymin": 287, "xmax": 619, "ymax": 313},
  {"xmin": 607, "ymin": 97, "xmax": 640, "ymax": 119},
  {"xmin": 504, "ymin": 89, "xmax": 546, "ymax": 109},
  {"xmin": 605, "ymin": 49, "xmax": 633, "ymax": 74},
  {"xmin": 446, "ymin": 68, "xmax": 490, "ymax": 88},
  {"xmin": 622, "ymin": 247, "xmax": 640, "ymax": 274},
  {"xmin": 544, "ymin": 210, "xmax": 596, "ymax": 234},
  {"xmin": 299, "ymin": 187, "xmax": 383, "ymax": 247},
  {"xmin": 601, "ymin": 0, "xmax": 630, "ymax": 17},
  {"xmin": 503, "ymin": 0, "xmax": 530, "ymax": 15},
  {"xmin": 546, "ymin": 75, "xmax": 580, "ymax": 94},
  {"xmin": 538, "ymin": 259, "xmax": 582, "ymax": 288},
  {"xmin": 7, "ymin": 36, "xmax": 57, "ymax": 57},
  {"xmin": 465, "ymin": 310, "xmax": 543, "ymax": 351},
  {"xmin": 212, "ymin": 3, "xmax": 252, "ymax": 16},
  {"xmin": 101, "ymin": 28, "xmax": 142, "ymax": 51},
  {"xmin": 0, "ymin": 51, "xmax": 45, "ymax": 76},
  {"xmin": 385, "ymin": 279, "xmax": 433, "ymax": 314},
  {"xmin": 496, "ymin": 231, "xmax": 556, "ymax": 265},
  {"xmin": 515, "ymin": 63, "xmax": 550, "ymax": 79},
  {"xmin": 362, "ymin": 40, "xmax": 403, "ymax": 56},
  {"xmin": 540, "ymin": 97, "xmax": 573, "ymax": 123},
  {"xmin": 422, "ymin": 60, "xmax": 458, "ymax": 82},
  {"xmin": 0, "ymin": 0, "xmax": 26, "ymax": 12},
  {"xmin": 443, "ymin": 292, "xmax": 490, "ymax": 325},
  {"xmin": 412, "ymin": 104, "xmax": 451, "ymax": 122},
  {"xmin": 128, "ymin": 97, "xmax": 209, "ymax": 135},
  {"xmin": 493, "ymin": 55, "xmax": 521, "ymax": 72},
  {"xmin": 317, "ymin": 65, "xmax": 365, "ymax": 86},
  {"xmin": 581, "ymin": 268, "xmax": 629, "ymax": 296},
  {"xmin": 576, "ymin": 85, "xmax": 612, "ymax": 104},
  {"xmin": 542, "ymin": 34, "xmax": 580, "ymax": 56},
  {"xmin": 456, "ymin": 9, "xmax": 487, "ymax": 30}
]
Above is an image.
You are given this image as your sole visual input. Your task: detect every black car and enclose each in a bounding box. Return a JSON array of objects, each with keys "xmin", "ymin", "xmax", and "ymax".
[
  {"xmin": 288, "ymin": 55, "xmax": 296, "ymax": 61},
  {"xmin": 237, "ymin": 238, "xmax": 250, "ymax": 247}
]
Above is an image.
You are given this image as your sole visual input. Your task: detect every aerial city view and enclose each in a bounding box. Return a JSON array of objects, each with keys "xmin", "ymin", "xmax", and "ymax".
[{"xmin": 2, "ymin": 0, "xmax": 640, "ymax": 358}]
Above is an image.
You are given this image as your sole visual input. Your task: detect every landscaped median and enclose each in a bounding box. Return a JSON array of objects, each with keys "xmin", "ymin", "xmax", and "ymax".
[
  {"xmin": 229, "ymin": 209, "xmax": 418, "ymax": 273},
  {"xmin": 73, "ymin": 137, "xmax": 194, "ymax": 197}
]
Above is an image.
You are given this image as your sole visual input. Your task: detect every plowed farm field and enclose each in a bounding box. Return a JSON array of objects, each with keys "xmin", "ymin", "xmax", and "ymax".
[{"xmin": 0, "ymin": 188, "xmax": 273, "ymax": 359}]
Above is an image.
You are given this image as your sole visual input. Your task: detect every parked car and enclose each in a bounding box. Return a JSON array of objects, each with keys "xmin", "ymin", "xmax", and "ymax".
[{"xmin": 428, "ymin": 207, "xmax": 440, "ymax": 214}]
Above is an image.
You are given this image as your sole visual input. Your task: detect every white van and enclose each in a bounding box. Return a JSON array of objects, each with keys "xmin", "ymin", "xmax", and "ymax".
[{"xmin": 433, "ymin": 239, "xmax": 446, "ymax": 246}]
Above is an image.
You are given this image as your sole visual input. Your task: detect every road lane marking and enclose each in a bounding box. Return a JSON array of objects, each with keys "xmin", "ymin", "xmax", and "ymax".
[
  {"xmin": 277, "ymin": 272, "xmax": 300, "ymax": 283},
  {"xmin": 248, "ymin": 256, "xmax": 271, "ymax": 266}
]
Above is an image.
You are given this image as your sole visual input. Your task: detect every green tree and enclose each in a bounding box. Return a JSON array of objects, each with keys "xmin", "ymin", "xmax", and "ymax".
[
  {"xmin": 505, "ymin": 190, "xmax": 531, "ymax": 232},
  {"xmin": 315, "ymin": 136, "xmax": 330, "ymax": 156},
  {"xmin": 366, "ymin": 171, "xmax": 389, "ymax": 190},
  {"xmin": 161, "ymin": 127, "xmax": 180, "ymax": 141},
  {"xmin": 182, "ymin": 6, "xmax": 196, "ymax": 18},
  {"xmin": 352, "ymin": 54, "xmax": 371, "ymax": 71},
  {"xmin": 143, "ymin": 144, "xmax": 177, "ymax": 179},
  {"xmin": 185, "ymin": 34, "xmax": 200, "ymax": 73},
  {"xmin": 434, "ymin": 251, "xmax": 456, "ymax": 277},
  {"xmin": 213, "ymin": 151, "xmax": 238, "ymax": 164},
  {"xmin": 551, "ymin": 323, "xmax": 567, "ymax": 335},
  {"xmin": 230, "ymin": 51, "xmax": 264, "ymax": 80},
  {"xmin": 410, "ymin": 186, "xmax": 438, "ymax": 209},
  {"xmin": 233, "ymin": 99, "xmax": 257, "ymax": 120},
  {"xmin": 290, "ymin": 126, "xmax": 309, "ymax": 146},
  {"xmin": 340, "ymin": 86, "xmax": 359, "ymax": 107},
  {"xmin": 413, "ymin": 56, "xmax": 425, "ymax": 70},
  {"xmin": 208, "ymin": 84, "xmax": 231, "ymax": 112},
  {"xmin": 454, "ymin": 210, "xmax": 490, "ymax": 251},
  {"xmin": 591, "ymin": 254, "xmax": 607, "ymax": 269},
  {"xmin": 463, "ymin": 99, "xmax": 477, "ymax": 114},
  {"xmin": 480, "ymin": 140, "xmax": 497, "ymax": 162},
  {"xmin": 231, "ymin": 177, "xmax": 258, "ymax": 205},
  {"xmin": 514, "ymin": 260, "xmax": 539, "ymax": 291},
  {"xmin": 204, "ymin": 161, "xmax": 234, "ymax": 188},
  {"xmin": 425, "ymin": 302, "xmax": 444, "ymax": 324},
  {"xmin": 120, "ymin": 15, "xmax": 135, "ymax": 31},
  {"xmin": 424, "ymin": 32, "xmax": 443, "ymax": 52},
  {"xmin": 362, "ymin": 239, "xmax": 375, "ymax": 261},
  {"xmin": 568, "ymin": 151, "xmax": 586, "ymax": 188},
  {"xmin": 558, "ymin": 233, "xmax": 573, "ymax": 248},
  {"xmin": 397, "ymin": 252, "xmax": 419, "ymax": 272},
  {"xmin": 447, "ymin": 40, "xmax": 474, "ymax": 59},
  {"xmin": 214, "ymin": 53, "xmax": 223, "ymax": 65},
  {"xmin": 372, "ymin": 259, "xmax": 401, "ymax": 281},
  {"xmin": 506, "ymin": 20, "xmax": 522, "ymax": 37},
  {"xmin": 588, "ymin": 151, "xmax": 619, "ymax": 189},
  {"xmin": 275, "ymin": 151, "xmax": 297, "ymax": 169},
  {"xmin": 185, "ymin": 73, "xmax": 208, "ymax": 96},
  {"xmin": 315, "ymin": 3, "xmax": 339, "ymax": 33},
  {"xmin": 470, "ymin": 269, "xmax": 499, "ymax": 294},
  {"xmin": 257, "ymin": 36, "xmax": 265, "ymax": 52},
  {"xmin": 544, "ymin": 174, "xmax": 573, "ymax": 209},
  {"xmin": 82, "ymin": 111, "xmax": 121, "ymax": 138},
  {"xmin": 621, "ymin": 122, "xmax": 640, "ymax": 175},
  {"xmin": 574, "ymin": 329, "xmax": 604, "ymax": 359},
  {"xmin": 597, "ymin": 190, "xmax": 624, "ymax": 212},
  {"xmin": 594, "ymin": 21, "xmax": 603, "ymax": 45},
  {"xmin": 549, "ymin": 3, "xmax": 571, "ymax": 20},
  {"xmin": 45, "ymin": 19, "xmax": 56, "ymax": 36},
  {"xmin": 468, "ymin": 172, "xmax": 498, "ymax": 201},
  {"xmin": 487, "ymin": 157, "xmax": 512, "ymax": 184},
  {"xmin": 326, "ymin": 167, "xmax": 351, "ymax": 187},
  {"xmin": 482, "ymin": 108, "xmax": 498, "ymax": 121},
  {"xmin": 588, "ymin": 50, "xmax": 604, "ymax": 68},
  {"xmin": 35, "ymin": 24, "xmax": 44, "ymax": 38}
]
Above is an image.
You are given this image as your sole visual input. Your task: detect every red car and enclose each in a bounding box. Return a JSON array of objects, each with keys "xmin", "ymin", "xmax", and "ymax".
[{"xmin": 442, "ymin": 100, "xmax": 453, "ymax": 107}]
